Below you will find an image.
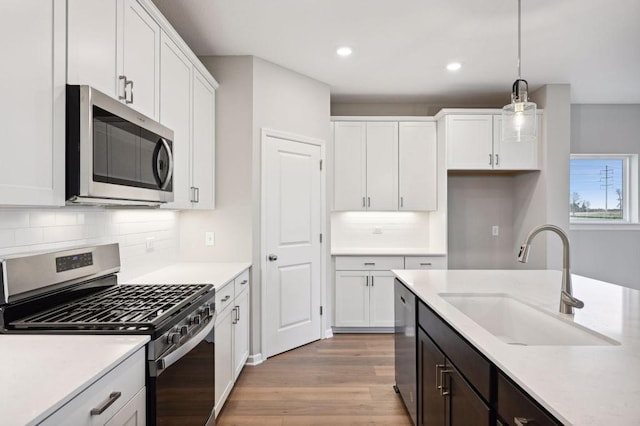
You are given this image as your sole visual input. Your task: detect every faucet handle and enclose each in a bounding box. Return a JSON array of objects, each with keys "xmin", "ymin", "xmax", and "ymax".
[{"xmin": 561, "ymin": 291, "xmax": 584, "ymax": 309}]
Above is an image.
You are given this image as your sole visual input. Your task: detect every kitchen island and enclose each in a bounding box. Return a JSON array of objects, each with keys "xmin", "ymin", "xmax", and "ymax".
[{"xmin": 393, "ymin": 269, "xmax": 640, "ymax": 425}]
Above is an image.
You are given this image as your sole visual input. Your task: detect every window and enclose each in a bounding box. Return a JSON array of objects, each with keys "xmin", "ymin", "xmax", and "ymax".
[{"xmin": 570, "ymin": 154, "xmax": 637, "ymax": 223}]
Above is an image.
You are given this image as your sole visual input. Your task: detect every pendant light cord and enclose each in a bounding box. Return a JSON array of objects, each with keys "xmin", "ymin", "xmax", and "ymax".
[{"xmin": 518, "ymin": 0, "xmax": 522, "ymax": 80}]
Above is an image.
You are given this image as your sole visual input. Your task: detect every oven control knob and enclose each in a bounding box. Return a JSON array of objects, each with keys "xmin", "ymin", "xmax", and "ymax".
[
  {"xmin": 167, "ymin": 332, "xmax": 180, "ymax": 344},
  {"xmin": 180, "ymin": 325, "xmax": 190, "ymax": 336},
  {"xmin": 201, "ymin": 305, "xmax": 212, "ymax": 318},
  {"xmin": 191, "ymin": 314, "xmax": 202, "ymax": 325}
]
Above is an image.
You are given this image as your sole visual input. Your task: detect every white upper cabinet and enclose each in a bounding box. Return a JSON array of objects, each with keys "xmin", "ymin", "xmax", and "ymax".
[
  {"xmin": 67, "ymin": 0, "xmax": 218, "ymax": 210},
  {"xmin": 443, "ymin": 112, "xmax": 540, "ymax": 171},
  {"xmin": 366, "ymin": 122, "xmax": 398, "ymax": 211},
  {"xmin": 0, "ymin": 0, "xmax": 65, "ymax": 206},
  {"xmin": 191, "ymin": 69, "xmax": 216, "ymax": 210},
  {"xmin": 333, "ymin": 122, "xmax": 367, "ymax": 210},
  {"xmin": 67, "ymin": 0, "xmax": 118, "ymax": 97},
  {"xmin": 399, "ymin": 122, "xmax": 437, "ymax": 211},
  {"xmin": 333, "ymin": 119, "xmax": 436, "ymax": 211},
  {"xmin": 119, "ymin": 0, "xmax": 160, "ymax": 119},
  {"xmin": 159, "ymin": 32, "xmax": 192, "ymax": 209},
  {"xmin": 68, "ymin": 0, "xmax": 160, "ymax": 120},
  {"xmin": 445, "ymin": 115, "xmax": 494, "ymax": 170}
]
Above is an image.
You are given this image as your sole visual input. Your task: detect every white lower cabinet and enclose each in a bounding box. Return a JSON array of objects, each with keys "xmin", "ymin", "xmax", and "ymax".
[
  {"xmin": 41, "ymin": 348, "xmax": 145, "ymax": 425},
  {"xmin": 334, "ymin": 257, "xmax": 404, "ymax": 329},
  {"xmin": 334, "ymin": 256, "xmax": 447, "ymax": 330},
  {"xmin": 404, "ymin": 255, "xmax": 447, "ymax": 270},
  {"xmin": 214, "ymin": 269, "xmax": 250, "ymax": 417}
]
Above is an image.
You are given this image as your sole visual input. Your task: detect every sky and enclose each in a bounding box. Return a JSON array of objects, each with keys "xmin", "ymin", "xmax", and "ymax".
[{"xmin": 570, "ymin": 159, "xmax": 623, "ymax": 210}]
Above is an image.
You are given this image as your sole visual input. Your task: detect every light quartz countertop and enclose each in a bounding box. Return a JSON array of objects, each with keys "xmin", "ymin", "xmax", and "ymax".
[
  {"xmin": 0, "ymin": 334, "xmax": 148, "ymax": 426},
  {"xmin": 393, "ymin": 269, "xmax": 640, "ymax": 425},
  {"xmin": 125, "ymin": 262, "xmax": 252, "ymax": 290},
  {"xmin": 332, "ymin": 247, "xmax": 446, "ymax": 256}
]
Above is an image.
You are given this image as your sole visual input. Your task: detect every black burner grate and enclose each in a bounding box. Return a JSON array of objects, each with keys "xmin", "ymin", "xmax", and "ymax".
[{"xmin": 11, "ymin": 284, "xmax": 212, "ymax": 330}]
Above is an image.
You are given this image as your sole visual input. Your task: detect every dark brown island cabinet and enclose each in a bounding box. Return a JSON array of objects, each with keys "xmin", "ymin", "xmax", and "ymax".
[{"xmin": 394, "ymin": 279, "xmax": 563, "ymax": 426}]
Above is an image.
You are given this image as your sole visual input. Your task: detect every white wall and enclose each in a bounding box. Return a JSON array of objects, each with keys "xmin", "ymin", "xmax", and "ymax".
[
  {"xmin": 331, "ymin": 101, "xmax": 500, "ymax": 117},
  {"xmin": 179, "ymin": 56, "xmax": 254, "ymax": 263},
  {"xmin": 570, "ymin": 104, "xmax": 640, "ymax": 290},
  {"xmin": 447, "ymin": 175, "xmax": 517, "ymax": 269},
  {"xmin": 0, "ymin": 208, "xmax": 180, "ymax": 282}
]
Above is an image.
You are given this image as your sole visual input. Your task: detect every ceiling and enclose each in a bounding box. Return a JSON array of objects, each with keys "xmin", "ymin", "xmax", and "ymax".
[{"xmin": 151, "ymin": 0, "xmax": 640, "ymax": 105}]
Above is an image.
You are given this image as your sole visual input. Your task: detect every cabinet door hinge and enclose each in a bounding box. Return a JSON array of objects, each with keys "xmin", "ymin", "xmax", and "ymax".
[
  {"xmin": 319, "ymin": 233, "xmax": 323, "ymax": 243},
  {"xmin": 320, "ymin": 159, "xmax": 323, "ymax": 171},
  {"xmin": 320, "ymin": 306, "xmax": 323, "ymax": 315}
]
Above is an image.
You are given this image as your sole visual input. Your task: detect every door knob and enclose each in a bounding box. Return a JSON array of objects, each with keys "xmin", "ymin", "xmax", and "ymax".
[{"xmin": 268, "ymin": 254, "xmax": 278, "ymax": 261}]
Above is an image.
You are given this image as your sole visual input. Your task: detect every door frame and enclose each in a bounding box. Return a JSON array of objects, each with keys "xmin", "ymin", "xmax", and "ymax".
[{"xmin": 260, "ymin": 128, "xmax": 327, "ymax": 360}]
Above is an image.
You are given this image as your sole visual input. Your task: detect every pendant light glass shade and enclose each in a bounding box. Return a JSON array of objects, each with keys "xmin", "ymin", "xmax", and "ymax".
[
  {"xmin": 502, "ymin": 0, "xmax": 537, "ymax": 143},
  {"xmin": 502, "ymin": 79, "xmax": 537, "ymax": 143}
]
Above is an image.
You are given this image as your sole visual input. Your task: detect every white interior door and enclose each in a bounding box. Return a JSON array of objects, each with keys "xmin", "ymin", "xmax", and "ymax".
[{"xmin": 264, "ymin": 134, "xmax": 322, "ymax": 358}]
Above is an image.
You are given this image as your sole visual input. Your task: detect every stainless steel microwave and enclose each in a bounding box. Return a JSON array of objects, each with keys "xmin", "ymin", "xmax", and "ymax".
[{"xmin": 66, "ymin": 85, "xmax": 174, "ymax": 206}]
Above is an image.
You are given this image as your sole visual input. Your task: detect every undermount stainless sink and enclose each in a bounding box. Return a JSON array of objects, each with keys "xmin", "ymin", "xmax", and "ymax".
[{"xmin": 439, "ymin": 293, "xmax": 618, "ymax": 346}]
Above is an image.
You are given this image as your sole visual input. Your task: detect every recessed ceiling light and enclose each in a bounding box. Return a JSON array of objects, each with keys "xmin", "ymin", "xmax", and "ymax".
[
  {"xmin": 446, "ymin": 62, "xmax": 462, "ymax": 72},
  {"xmin": 336, "ymin": 46, "xmax": 353, "ymax": 57}
]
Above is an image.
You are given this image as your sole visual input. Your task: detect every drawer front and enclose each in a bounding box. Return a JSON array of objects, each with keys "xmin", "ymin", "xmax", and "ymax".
[
  {"xmin": 418, "ymin": 301, "xmax": 492, "ymax": 402},
  {"xmin": 215, "ymin": 281, "xmax": 235, "ymax": 314},
  {"xmin": 41, "ymin": 348, "xmax": 145, "ymax": 425},
  {"xmin": 234, "ymin": 269, "xmax": 250, "ymax": 296},
  {"xmin": 335, "ymin": 256, "xmax": 404, "ymax": 270},
  {"xmin": 497, "ymin": 372, "xmax": 560, "ymax": 426},
  {"xmin": 404, "ymin": 256, "xmax": 447, "ymax": 269}
]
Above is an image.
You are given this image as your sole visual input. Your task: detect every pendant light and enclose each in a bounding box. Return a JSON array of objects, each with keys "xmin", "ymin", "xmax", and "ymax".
[{"xmin": 502, "ymin": 0, "xmax": 537, "ymax": 143}]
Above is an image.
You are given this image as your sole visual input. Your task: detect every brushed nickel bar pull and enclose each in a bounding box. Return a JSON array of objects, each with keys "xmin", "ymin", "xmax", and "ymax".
[
  {"xmin": 489, "ymin": 153, "xmax": 493, "ymax": 166},
  {"xmin": 362, "ymin": 197, "xmax": 366, "ymax": 207},
  {"xmin": 90, "ymin": 391, "xmax": 122, "ymax": 415}
]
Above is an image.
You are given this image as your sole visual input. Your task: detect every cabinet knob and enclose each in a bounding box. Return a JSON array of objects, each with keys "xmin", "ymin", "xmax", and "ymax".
[{"xmin": 268, "ymin": 254, "xmax": 278, "ymax": 261}]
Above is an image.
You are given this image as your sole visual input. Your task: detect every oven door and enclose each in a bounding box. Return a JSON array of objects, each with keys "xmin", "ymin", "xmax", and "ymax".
[{"xmin": 150, "ymin": 315, "xmax": 216, "ymax": 426}]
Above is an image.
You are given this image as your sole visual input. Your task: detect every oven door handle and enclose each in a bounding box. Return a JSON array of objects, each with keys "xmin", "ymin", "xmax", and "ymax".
[{"xmin": 154, "ymin": 312, "xmax": 216, "ymax": 377}]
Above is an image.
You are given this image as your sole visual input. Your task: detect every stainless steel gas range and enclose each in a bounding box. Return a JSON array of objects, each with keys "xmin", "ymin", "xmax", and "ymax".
[{"xmin": 0, "ymin": 243, "xmax": 216, "ymax": 425}]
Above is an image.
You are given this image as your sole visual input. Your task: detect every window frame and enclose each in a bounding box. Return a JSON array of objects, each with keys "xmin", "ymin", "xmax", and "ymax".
[{"xmin": 569, "ymin": 153, "xmax": 639, "ymax": 227}]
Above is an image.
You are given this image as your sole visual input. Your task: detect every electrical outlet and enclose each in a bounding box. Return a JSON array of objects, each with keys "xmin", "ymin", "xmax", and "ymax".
[
  {"xmin": 145, "ymin": 237, "xmax": 155, "ymax": 251},
  {"xmin": 205, "ymin": 231, "xmax": 215, "ymax": 246},
  {"xmin": 373, "ymin": 227, "xmax": 382, "ymax": 235},
  {"xmin": 492, "ymin": 225, "xmax": 499, "ymax": 237}
]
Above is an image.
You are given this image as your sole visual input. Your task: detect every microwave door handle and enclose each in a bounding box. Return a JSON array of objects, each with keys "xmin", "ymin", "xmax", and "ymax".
[
  {"xmin": 155, "ymin": 138, "xmax": 174, "ymax": 190},
  {"xmin": 154, "ymin": 312, "xmax": 216, "ymax": 377}
]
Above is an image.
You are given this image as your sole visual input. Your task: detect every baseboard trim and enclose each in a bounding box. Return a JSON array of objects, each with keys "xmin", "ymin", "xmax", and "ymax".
[
  {"xmin": 332, "ymin": 327, "xmax": 394, "ymax": 334},
  {"xmin": 246, "ymin": 353, "xmax": 264, "ymax": 366}
]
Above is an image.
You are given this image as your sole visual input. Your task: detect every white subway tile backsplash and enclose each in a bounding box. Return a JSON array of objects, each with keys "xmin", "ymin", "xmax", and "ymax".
[
  {"xmin": 0, "ymin": 229, "xmax": 16, "ymax": 248},
  {"xmin": 42, "ymin": 225, "xmax": 87, "ymax": 243},
  {"xmin": 29, "ymin": 212, "xmax": 57, "ymax": 227},
  {"xmin": 0, "ymin": 211, "xmax": 29, "ymax": 229},
  {"xmin": 0, "ymin": 208, "xmax": 180, "ymax": 279},
  {"xmin": 331, "ymin": 211, "xmax": 432, "ymax": 249},
  {"xmin": 15, "ymin": 228, "xmax": 44, "ymax": 246},
  {"xmin": 55, "ymin": 212, "xmax": 78, "ymax": 226}
]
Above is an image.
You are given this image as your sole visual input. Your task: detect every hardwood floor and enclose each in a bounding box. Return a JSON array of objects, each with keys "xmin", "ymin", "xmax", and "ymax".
[{"xmin": 217, "ymin": 334, "xmax": 413, "ymax": 426}]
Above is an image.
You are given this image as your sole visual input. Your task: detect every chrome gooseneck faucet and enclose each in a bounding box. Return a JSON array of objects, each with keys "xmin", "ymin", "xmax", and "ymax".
[{"xmin": 517, "ymin": 224, "xmax": 584, "ymax": 315}]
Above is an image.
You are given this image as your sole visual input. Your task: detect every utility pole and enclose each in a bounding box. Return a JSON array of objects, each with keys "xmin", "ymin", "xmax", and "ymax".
[{"xmin": 600, "ymin": 165, "xmax": 613, "ymax": 212}]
